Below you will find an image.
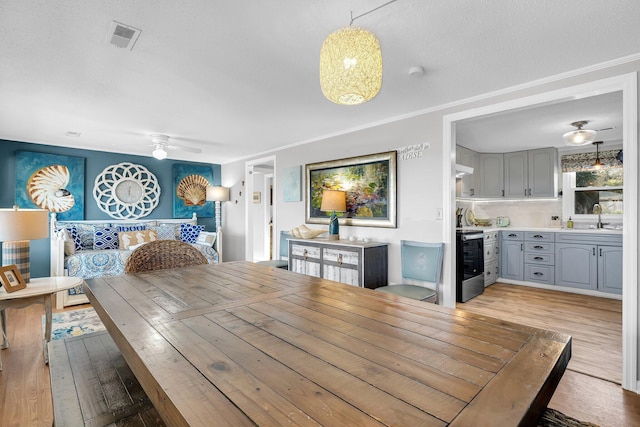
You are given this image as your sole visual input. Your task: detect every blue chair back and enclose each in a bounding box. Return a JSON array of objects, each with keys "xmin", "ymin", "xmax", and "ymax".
[
  {"xmin": 279, "ymin": 231, "xmax": 291, "ymax": 258},
  {"xmin": 401, "ymin": 240, "xmax": 444, "ymax": 284}
]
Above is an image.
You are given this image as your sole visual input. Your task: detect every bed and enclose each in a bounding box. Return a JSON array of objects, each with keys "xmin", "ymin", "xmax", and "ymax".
[{"xmin": 50, "ymin": 213, "xmax": 222, "ymax": 309}]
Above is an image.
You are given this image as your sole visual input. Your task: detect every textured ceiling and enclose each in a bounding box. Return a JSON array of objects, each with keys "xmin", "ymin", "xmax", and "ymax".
[{"xmin": 0, "ymin": 0, "xmax": 639, "ymax": 163}]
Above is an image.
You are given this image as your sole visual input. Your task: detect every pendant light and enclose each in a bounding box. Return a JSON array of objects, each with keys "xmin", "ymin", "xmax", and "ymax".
[
  {"xmin": 319, "ymin": 1, "xmax": 396, "ymax": 105},
  {"xmin": 592, "ymin": 141, "xmax": 603, "ymax": 169},
  {"xmin": 563, "ymin": 120, "xmax": 597, "ymax": 146}
]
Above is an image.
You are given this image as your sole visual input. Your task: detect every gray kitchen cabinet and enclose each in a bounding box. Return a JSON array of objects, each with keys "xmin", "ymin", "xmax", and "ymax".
[
  {"xmin": 500, "ymin": 231, "xmax": 524, "ymax": 280},
  {"xmin": 554, "ymin": 232, "xmax": 622, "ymax": 294},
  {"xmin": 456, "ymin": 145, "xmax": 480, "ymax": 198},
  {"xmin": 504, "ymin": 151, "xmax": 528, "ymax": 198},
  {"xmin": 555, "ymin": 244, "xmax": 598, "ymax": 290},
  {"xmin": 504, "ymin": 148, "xmax": 557, "ymax": 198},
  {"xmin": 483, "ymin": 230, "xmax": 499, "ymax": 286},
  {"xmin": 478, "ymin": 153, "xmax": 504, "ymax": 198},
  {"xmin": 523, "ymin": 231, "xmax": 555, "ymax": 285},
  {"xmin": 528, "ymin": 147, "xmax": 558, "ymax": 197},
  {"xmin": 288, "ymin": 238, "xmax": 388, "ymax": 289},
  {"xmin": 598, "ymin": 246, "xmax": 623, "ymax": 294}
]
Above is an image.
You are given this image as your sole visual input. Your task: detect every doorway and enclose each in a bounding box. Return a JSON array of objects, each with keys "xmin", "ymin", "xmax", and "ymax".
[
  {"xmin": 443, "ymin": 73, "xmax": 638, "ymax": 391},
  {"xmin": 245, "ymin": 156, "xmax": 276, "ymax": 262}
]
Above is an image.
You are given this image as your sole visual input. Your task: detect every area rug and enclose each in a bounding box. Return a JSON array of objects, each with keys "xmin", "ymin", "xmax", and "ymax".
[
  {"xmin": 538, "ymin": 408, "xmax": 599, "ymax": 427},
  {"xmin": 43, "ymin": 307, "xmax": 106, "ymax": 340}
]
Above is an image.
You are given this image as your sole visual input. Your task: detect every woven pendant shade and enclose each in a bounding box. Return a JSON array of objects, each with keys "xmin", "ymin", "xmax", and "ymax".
[{"xmin": 319, "ymin": 26, "xmax": 382, "ymax": 105}]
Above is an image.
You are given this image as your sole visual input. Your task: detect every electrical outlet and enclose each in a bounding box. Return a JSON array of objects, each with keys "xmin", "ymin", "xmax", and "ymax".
[{"xmin": 436, "ymin": 208, "xmax": 443, "ymax": 220}]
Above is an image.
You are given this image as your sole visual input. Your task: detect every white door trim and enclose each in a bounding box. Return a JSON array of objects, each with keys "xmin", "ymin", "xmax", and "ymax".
[{"xmin": 442, "ymin": 72, "xmax": 638, "ymax": 392}]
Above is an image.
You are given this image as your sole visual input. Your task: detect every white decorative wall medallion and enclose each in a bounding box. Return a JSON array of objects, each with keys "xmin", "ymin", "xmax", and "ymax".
[{"xmin": 93, "ymin": 162, "xmax": 161, "ymax": 219}]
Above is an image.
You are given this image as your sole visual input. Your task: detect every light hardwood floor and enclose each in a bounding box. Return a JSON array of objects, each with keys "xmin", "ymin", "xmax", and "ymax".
[
  {"xmin": 0, "ymin": 285, "xmax": 639, "ymax": 426},
  {"xmin": 458, "ymin": 282, "xmax": 640, "ymax": 427}
]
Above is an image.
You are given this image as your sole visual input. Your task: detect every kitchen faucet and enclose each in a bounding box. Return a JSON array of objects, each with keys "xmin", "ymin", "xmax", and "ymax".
[{"xmin": 593, "ymin": 203, "xmax": 604, "ymax": 228}]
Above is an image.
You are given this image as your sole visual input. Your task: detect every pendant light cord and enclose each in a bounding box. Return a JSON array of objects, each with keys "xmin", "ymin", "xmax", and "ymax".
[{"xmin": 350, "ymin": 0, "xmax": 398, "ymax": 25}]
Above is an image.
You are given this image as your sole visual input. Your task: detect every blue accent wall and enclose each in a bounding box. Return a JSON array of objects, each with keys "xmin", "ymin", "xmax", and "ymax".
[{"xmin": 0, "ymin": 139, "xmax": 222, "ymax": 278}]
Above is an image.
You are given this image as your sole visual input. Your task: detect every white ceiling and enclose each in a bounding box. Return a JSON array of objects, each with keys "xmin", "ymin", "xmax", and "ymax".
[{"xmin": 1, "ymin": 1, "xmax": 639, "ymax": 163}]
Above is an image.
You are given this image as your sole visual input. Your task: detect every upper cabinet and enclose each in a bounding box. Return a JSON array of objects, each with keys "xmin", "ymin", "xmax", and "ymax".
[
  {"xmin": 505, "ymin": 148, "xmax": 557, "ymax": 198},
  {"xmin": 527, "ymin": 147, "xmax": 558, "ymax": 198},
  {"xmin": 478, "ymin": 153, "xmax": 504, "ymax": 198},
  {"xmin": 456, "ymin": 145, "xmax": 480, "ymax": 197},
  {"xmin": 459, "ymin": 146, "xmax": 557, "ymax": 199}
]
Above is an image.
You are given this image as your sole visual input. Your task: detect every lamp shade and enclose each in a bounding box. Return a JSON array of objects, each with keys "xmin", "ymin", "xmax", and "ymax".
[
  {"xmin": 320, "ymin": 190, "xmax": 347, "ymax": 212},
  {"xmin": 152, "ymin": 146, "xmax": 168, "ymax": 160},
  {"xmin": 206, "ymin": 186, "xmax": 230, "ymax": 202},
  {"xmin": 319, "ymin": 26, "xmax": 382, "ymax": 105},
  {"xmin": 563, "ymin": 129, "xmax": 597, "ymax": 146},
  {"xmin": 0, "ymin": 208, "xmax": 49, "ymax": 241}
]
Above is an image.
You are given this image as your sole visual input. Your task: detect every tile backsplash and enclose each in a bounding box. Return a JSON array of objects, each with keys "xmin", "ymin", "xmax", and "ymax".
[{"xmin": 457, "ymin": 199, "xmax": 563, "ymax": 228}]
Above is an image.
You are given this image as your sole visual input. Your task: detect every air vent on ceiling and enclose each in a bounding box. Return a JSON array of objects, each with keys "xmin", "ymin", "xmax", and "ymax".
[{"xmin": 106, "ymin": 20, "xmax": 141, "ymax": 50}]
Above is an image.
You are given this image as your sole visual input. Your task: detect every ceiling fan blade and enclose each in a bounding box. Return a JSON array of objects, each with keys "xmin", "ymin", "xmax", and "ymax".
[
  {"xmin": 595, "ymin": 126, "xmax": 614, "ymax": 132},
  {"xmin": 166, "ymin": 144, "xmax": 202, "ymax": 154}
]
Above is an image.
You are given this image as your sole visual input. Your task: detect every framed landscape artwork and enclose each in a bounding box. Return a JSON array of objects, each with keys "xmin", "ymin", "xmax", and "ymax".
[{"xmin": 305, "ymin": 151, "xmax": 397, "ymax": 228}]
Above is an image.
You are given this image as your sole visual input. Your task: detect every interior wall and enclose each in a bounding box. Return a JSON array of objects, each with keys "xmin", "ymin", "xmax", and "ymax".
[
  {"xmin": 222, "ymin": 58, "xmax": 640, "ymax": 388},
  {"xmin": 0, "ymin": 139, "xmax": 222, "ymax": 277}
]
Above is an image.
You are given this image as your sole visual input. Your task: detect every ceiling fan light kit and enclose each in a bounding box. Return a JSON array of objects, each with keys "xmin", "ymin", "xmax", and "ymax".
[
  {"xmin": 563, "ymin": 120, "xmax": 597, "ymax": 146},
  {"xmin": 152, "ymin": 145, "xmax": 168, "ymax": 159}
]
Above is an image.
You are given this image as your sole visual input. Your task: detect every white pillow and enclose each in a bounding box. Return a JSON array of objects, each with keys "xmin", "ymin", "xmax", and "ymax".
[
  {"xmin": 58, "ymin": 229, "xmax": 75, "ymax": 256},
  {"xmin": 128, "ymin": 242, "xmax": 148, "ymax": 251},
  {"xmin": 195, "ymin": 231, "xmax": 217, "ymax": 247}
]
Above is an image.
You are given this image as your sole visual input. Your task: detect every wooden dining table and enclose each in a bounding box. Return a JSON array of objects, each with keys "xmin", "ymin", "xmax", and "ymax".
[{"xmin": 85, "ymin": 261, "xmax": 571, "ymax": 427}]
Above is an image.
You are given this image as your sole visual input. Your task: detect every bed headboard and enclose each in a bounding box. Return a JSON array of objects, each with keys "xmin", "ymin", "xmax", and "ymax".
[{"xmin": 50, "ymin": 212, "xmax": 223, "ymax": 276}]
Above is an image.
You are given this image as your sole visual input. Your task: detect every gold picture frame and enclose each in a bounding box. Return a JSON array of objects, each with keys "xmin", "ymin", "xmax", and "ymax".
[
  {"xmin": 0, "ymin": 265, "xmax": 27, "ymax": 293},
  {"xmin": 305, "ymin": 151, "xmax": 397, "ymax": 228}
]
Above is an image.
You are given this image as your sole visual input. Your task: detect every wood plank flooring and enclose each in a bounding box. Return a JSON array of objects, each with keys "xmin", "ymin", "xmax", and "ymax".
[
  {"xmin": 0, "ymin": 284, "xmax": 638, "ymax": 426},
  {"xmin": 458, "ymin": 282, "xmax": 640, "ymax": 427},
  {"xmin": 458, "ymin": 283, "xmax": 622, "ymax": 384}
]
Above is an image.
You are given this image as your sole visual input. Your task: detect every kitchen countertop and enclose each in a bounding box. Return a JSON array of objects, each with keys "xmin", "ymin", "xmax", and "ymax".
[{"xmin": 458, "ymin": 226, "xmax": 623, "ymax": 235}]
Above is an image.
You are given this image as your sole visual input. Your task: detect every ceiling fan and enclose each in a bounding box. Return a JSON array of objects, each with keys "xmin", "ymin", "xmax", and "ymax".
[
  {"xmin": 149, "ymin": 134, "xmax": 202, "ymax": 159},
  {"xmin": 562, "ymin": 120, "xmax": 614, "ymax": 146}
]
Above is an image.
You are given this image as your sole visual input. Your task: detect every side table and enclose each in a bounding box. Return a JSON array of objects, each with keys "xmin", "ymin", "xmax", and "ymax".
[{"xmin": 0, "ymin": 276, "xmax": 83, "ymax": 371}]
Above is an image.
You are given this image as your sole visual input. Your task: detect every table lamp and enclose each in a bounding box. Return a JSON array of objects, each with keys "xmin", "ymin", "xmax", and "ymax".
[
  {"xmin": 206, "ymin": 186, "xmax": 230, "ymax": 230},
  {"xmin": 320, "ymin": 190, "xmax": 346, "ymax": 240},
  {"xmin": 0, "ymin": 206, "xmax": 49, "ymax": 283}
]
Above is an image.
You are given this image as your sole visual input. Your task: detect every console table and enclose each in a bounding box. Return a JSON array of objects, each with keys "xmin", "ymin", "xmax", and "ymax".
[
  {"xmin": 288, "ymin": 238, "xmax": 388, "ymax": 289},
  {"xmin": 0, "ymin": 275, "xmax": 83, "ymax": 370}
]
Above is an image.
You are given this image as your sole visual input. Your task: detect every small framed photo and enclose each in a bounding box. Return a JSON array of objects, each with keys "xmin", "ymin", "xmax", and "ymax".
[{"xmin": 0, "ymin": 265, "xmax": 27, "ymax": 293}]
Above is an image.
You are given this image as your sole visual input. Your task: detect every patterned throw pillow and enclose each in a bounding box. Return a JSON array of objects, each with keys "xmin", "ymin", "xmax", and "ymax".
[
  {"xmin": 117, "ymin": 224, "xmax": 147, "ymax": 232},
  {"xmin": 195, "ymin": 231, "xmax": 216, "ymax": 247},
  {"xmin": 150, "ymin": 224, "xmax": 179, "ymax": 240},
  {"xmin": 93, "ymin": 226, "xmax": 119, "ymax": 250},
  {"xmin": 64, "ymin": 225, "xmax": 83, "ymax": 251},
  {"xmin": 119, "ymin": 230, "xmax": 158, "ymax": 250},
  {"xmin": 180, "ymin": 223, "xmax": 205, "ymax": 244},
  {"xmin": 76, "ymin": 223, "xmax": 101, "ymax": 250}
]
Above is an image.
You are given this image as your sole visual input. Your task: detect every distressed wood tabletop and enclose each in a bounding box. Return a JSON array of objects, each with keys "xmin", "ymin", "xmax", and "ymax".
[{"xmin": 85, "ymin": 261, "xmax": 571, "ymax": 427}]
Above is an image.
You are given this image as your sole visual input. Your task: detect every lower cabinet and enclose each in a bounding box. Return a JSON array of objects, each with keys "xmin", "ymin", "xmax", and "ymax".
[
  {"xmin": 288, "ymin": 238, "xmax": 388, "ymax": 289},
  {"xmin": 484, "ymin": 231, "xmax": 499, "ymax": 286},
  {"xmin": 555, "ymin": 243, "xmax": 622, "ymax": 294},
  {"xmin": 500, "ymin": 232, "xmax": 524, "ymax": 281},
  {"xmin": 499, "ymin": 230, "xmax": 622, "ymax": 296}
]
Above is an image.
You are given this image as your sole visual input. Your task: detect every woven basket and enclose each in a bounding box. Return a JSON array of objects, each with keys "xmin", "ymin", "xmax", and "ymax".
[{"xmin": 124, "ymin": 240, "xmax": 207, "ymax": 274}]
